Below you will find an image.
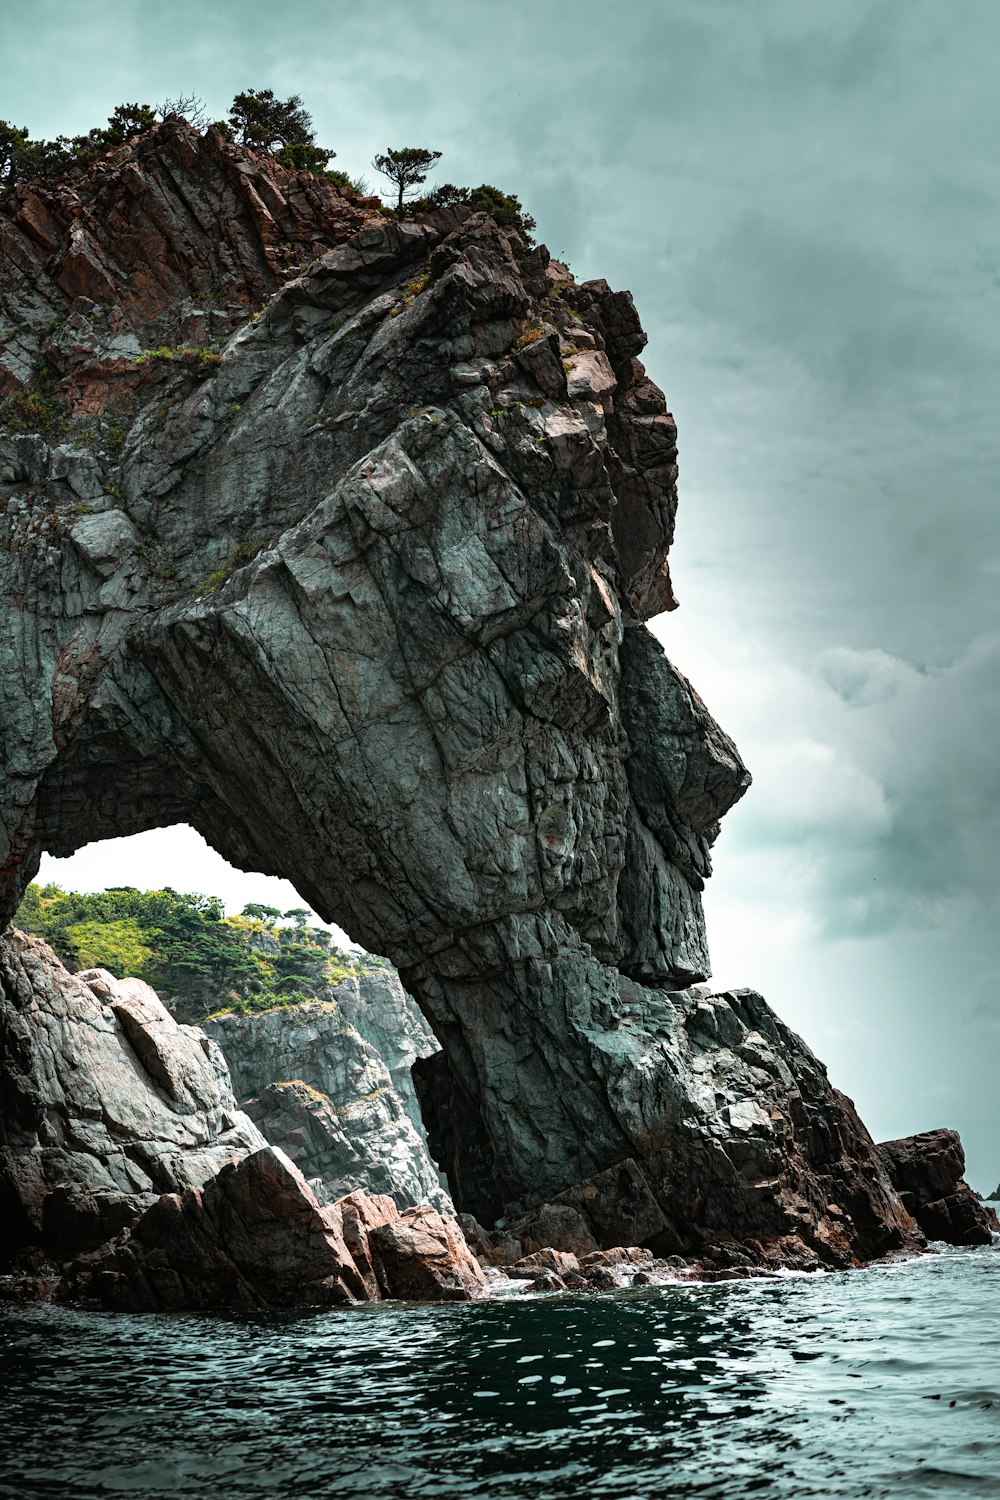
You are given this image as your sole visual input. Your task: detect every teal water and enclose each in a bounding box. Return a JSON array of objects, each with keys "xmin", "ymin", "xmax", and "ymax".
[{"xmin": 2, "ymin": 1243, "xmax": 999, "ymax": 1500}]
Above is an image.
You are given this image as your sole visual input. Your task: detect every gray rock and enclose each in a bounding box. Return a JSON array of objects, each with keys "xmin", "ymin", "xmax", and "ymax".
[
  {"xmin": 332, "ymin": 966, "xmax": 439, "ymax": 1131},
  {"xmin": 0, "ymin": 133, "xmax": 932, "ymax": 1270},
  {"xmin": 202, "ymin": 1002, "xmax": 449, "ymax": 1211},
  {"xmin": 0, "ymin": 930, "xmax": 264, "ymax": 1263},
  {"xmin": 68, "ymin": 509, "xmax": 139, "ymax": 576}
]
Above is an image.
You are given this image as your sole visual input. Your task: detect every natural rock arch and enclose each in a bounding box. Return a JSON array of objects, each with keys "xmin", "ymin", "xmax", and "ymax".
[{"xmin": 0, "ymin": 120, "xmax": 919, "ymax": 1264}]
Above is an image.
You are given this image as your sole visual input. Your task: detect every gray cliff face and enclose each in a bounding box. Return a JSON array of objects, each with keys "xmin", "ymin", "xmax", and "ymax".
[
  {"xmin": 0, "ymin": 928, "xmax": 265, "ymax": 1262},
  {"xmin": 0, "ymin": 123, "xmax": 933, "ymax": 1268},
  {"xmin": 332, "ymin": 966, "xmax": 439, "ymax": 1132},
  {"xmin": 202, "ymin": 1001, "xmax": 449, "ymax": 1212}
]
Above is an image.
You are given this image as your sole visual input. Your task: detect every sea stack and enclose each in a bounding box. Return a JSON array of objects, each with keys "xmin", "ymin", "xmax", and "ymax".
[{"xmin": 1, "ymin": 116, "xmax": 990, "ymax": 1299}]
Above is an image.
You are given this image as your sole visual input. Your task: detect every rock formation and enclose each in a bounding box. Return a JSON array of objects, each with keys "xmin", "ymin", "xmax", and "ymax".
[
  {"xmin": 0, "ymin": 928, "xmax": 265, "ymax": 1262},
  {"xmin": 878, "ymin": 1130, "xmax": 998, "ymax": 1247},
  {"xmin": 202, "ymin": 1001, "xmax": 449, "ymax": 1211},
  {"xmin": 0, "ymin": 116, "xmax": 946, "ymax": 1278},
  {"xmin": 331, "ymin": 965, "xmax": 439, "ymax": 1132},
  {"xmin": 422, "ymin": 987, "xmax": 918, "ymax": 1269},
  {"xmin": 66, "ymin": 1148, "xmax": 484, "ymax": 1312},
  {"xmin": 0, "ymin": 931, "xmax": 483, "ymax": 1305}
]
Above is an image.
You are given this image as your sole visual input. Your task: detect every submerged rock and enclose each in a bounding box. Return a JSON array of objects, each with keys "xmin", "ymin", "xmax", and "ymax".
[{"xmin": 878, "ymin": 1130, "xmax": 998, "ymax": 1247}]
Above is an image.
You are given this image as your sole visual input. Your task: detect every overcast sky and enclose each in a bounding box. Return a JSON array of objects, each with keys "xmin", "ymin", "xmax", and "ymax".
[{"xmin": 4, "ymin": 0, "xmax": 999, "ymax": 1185}]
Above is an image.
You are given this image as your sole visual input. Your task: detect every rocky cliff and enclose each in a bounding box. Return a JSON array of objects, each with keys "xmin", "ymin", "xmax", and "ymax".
[
  {"xmin": 0, "ymin": 115, "xmax": 981, "ymax": 1279},
  {"xmin": 0, "ymin": 930, "xmax": 483, "ymax": 1307},
  {"xmin": 203, "ymin": 996, "xmax": 449, "ymax": 1211},
  {"xmin": 0, "ymin": 928, "xmax": 265, "ymax": 1262},
  {"xmin": 878, "ymin": 1130, "xmax": 998, "ymax": 1247}
]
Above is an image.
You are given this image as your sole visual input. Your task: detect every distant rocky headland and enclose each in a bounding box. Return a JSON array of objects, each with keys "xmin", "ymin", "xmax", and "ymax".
[{"xmin": 1, "ymin": 99, "xmax": 994, "ymax": 1308}]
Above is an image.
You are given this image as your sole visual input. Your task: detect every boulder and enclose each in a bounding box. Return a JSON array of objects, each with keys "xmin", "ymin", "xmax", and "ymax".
[
  {"xmin": 508, "ymin": 1202, "xmax": 599, "ymax": 1258},
  {"xmin": 68, "ymin": 1148, "xmax": 368, "ymax": 1311},
  {"xmin": 368, "ymin": 1203, "xmax": 486, "ymax": 1302},
  {"xmin": 65, "ymin": 1150, "xmax": 483, "ymax": 1311},
  {"xmin": 878, "ymin": 1130, "xmax": 998, "ymax": 1247},
  {"xmin": 513, "ymin": 1247, "xmax": 581, "ymax": 1277},
  {"xmin": 455, "ymin": 1213, "xmax": 522, "ymax": 1267},
  {"xmin": 0, "ymin": 931, "xmax": 264, "ymax": 1266}
]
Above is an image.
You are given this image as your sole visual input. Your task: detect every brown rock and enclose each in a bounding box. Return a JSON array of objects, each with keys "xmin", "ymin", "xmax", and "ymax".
[
  {"xmin": 332, "ymin": 1188, "xmax": 399, "ymax": 1299},
  {"xmin": 878, "ymin": 1130, "xmax": 998, "ymax": 1247},
  {"xmin": 580, "ymin": 1246, "xmax": 653, "ymax": 1268},
  {"xmin": 527, "ymin": 1269, "xmax": 568, "ymax": 1293},
  {"xmin": 553, "ymin": 1159, "xmax": 679, "ymax": 1252},
  {"xmin": 65, "ymin": 1151, "xmax": 485, "ymax": 1311},
  {"xmin": 368, "ymin": 1203, "xmax": 486, "ymax": 1302},
  {"xmin": 456, "ymin": 1213, "xmax": 522, "ymax": 1267},
  {"xmin": 508, "ymin": 1203, "xmax": 599, "ymax": 1257},
  {"xmin": 67, "ymin": 1148, "xmax": 369, "ymax": 1311},
  {"xmin": 0, "ymin": 118, "xmax": 377, "ymax": 412},
  {"xmin": 513, "ymin": 1247, "xmax": 581, "ymax": 1277}
]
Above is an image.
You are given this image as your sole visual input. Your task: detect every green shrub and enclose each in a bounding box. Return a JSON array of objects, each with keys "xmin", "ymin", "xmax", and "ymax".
[
  {"xmin": 408, "ymin": 182, "xmax": 536, "ymax": 239},
  {"xmin": 14, "ymin": 881, "xmax": 390, "ymax": 1019}
]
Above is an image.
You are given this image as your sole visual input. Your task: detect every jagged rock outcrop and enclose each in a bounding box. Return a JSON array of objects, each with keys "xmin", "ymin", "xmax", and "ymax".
[
  {"xmin": 202, "ymin": 1002, "xmax": 449, "ymax": 1211},
  {"xmin": 878, "ymin": 1130, "xmax": 998, "ymax": 1247},
  {"xmin": 0, "ymin": 117, "xmax": 378, "ymax": 405},
  {"xmin": 0, "ymin": 119, "xmax": 937, "ymax": 1270},
  {"xmin": 421, "ymin": 987, "xmax": 919, "ymax": 1270},
  {"xmin": 66, "ymin": 1148, "xmax": 484, "ymax": 1311},
  {"xmin": 0, "ymin": 928, "xmax": 265, "ymax": 1263},
  {"xmin": 333, "ymin": 965, "xmax": 439, "ymax": 1132}
]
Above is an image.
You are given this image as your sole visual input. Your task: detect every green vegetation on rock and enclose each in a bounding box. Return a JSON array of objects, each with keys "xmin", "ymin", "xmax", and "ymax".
[
  {"xmin": 14, "ymin": 882, "xmax": 389, "ymax": 1018},
  {"xmin": 372, "ymin": 146, "xmax": 442, "ymax": 214},
  {"xmin": 408, "ymin": 182, "xmax": 536, "ymax": 239}
]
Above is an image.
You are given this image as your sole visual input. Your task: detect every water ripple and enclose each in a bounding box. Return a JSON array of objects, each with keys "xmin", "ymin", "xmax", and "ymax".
[{"xmin": 1, "ymin": 1243, "xmax": 998, "ymax": 1499}]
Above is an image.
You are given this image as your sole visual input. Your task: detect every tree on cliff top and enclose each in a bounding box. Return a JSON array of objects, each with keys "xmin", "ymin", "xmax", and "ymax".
[
  {"xmin": 13, "ymin": 882, "xmax": 386, "ymax": 1016},
  {"xmin": 0, "ymin": 121, "xmax": 30, "ymax": 190},
  {"xmin": 225, "ymin": 89, "xmax": 334, "ymax": 174},
  {"xmin": 372, "ymin": 146, "xmax": 442, "ymax": 213},
  {"xmin": 0, "ymin": 103, "xmax": 158, "ymax": 194},
  {"xmin": 76, "ymin": 102, "xmax": 158, "ymax": 156}
]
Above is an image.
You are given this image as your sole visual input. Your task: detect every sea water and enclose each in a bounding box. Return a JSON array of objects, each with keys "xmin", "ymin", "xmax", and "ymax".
[{"xmin": 2, "ymin": 1241, "xmax": 999, "ymax": 1500}]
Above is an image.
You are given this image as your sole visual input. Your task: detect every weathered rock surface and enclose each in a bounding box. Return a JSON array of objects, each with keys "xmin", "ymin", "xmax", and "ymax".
[
  {"xmin": 202, "ymin": 1002, "xmax": 449, "ymax": 1211},
  {"xmin": 425, "ymin": 986, "xmax": 920, "ymax": 1270},
  {"xmin": 0, "ymin": 928, "xmax": 264, "ymax": 1264},
  {"xmin": 66, "ymin": 1147, "xmax": 484, "ymax": 1311},
  {"xmin": 0, "ymin": 121, "xmax": 947, "ymax": 1272},
  {"xmin": 0, "ymin": 117, "xmax": 378, "ymax": 406},
  {"xmin": 878, "ymin": 1130, "xmax": 998, "ymax": 1247},
  {"xmin": 332, "ymin": 965, "xmax": 439, "ymax": 1132}
]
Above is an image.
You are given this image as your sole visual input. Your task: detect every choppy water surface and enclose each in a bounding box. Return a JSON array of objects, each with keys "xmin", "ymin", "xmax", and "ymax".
[{"xmin": 3, "ymin": 1243, "xmax": 1000, "ymax": 1500}]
